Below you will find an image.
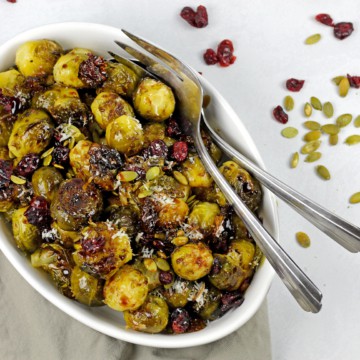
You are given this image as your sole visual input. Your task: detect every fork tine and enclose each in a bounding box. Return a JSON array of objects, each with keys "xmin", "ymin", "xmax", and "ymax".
[{"xmin": 108, "ymin": 51, "xmax": 149, "ymax": 79}]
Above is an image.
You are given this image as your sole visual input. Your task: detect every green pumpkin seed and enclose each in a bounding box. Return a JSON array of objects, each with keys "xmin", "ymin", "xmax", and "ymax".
[
  {"xmin": 339, "ymin": 77, "xmax": 350, "ymax": 97},
  {"xmin": 146, "ymin": 167, "xmax": 161, "ymax": 181},
  {"xmin": 316, "ymin": 165, "xmax": 331, "ymax": 180},
  {"xmin": 323, "ymin": 102, "xmax": 334, "ymax": 118},
  {"xmin": 329, "ymin": 134, "xmax": 338, "ymax": 146},
  {"xmin": 296, "ymin": 232, "xmax": 311, "ymax": 248},
  {"xmin": 304, "ymin": 103, "xmax": 312, "ymax": 117},
  {"xmin": 43, "ymin": 154, "xmax": 52, "ymax": 166},
  {"xmin": 118, "ymin": 171, "xmax": 138, "ymax": 182},
  {"xmin": 10, "ymin": 175, "xmax": 26, "ymax": 185},
  {"xmin": 305, "ymin": 34, "xmax": 321, "ymax": 45},
  {"xmin": 303, "ymin": 130, "xmax": 321, "ymax": 142},
  {"xmin": 310, "ymin": 96, "xmax": 322, "ymax": 110},
  {"xmin": 354, "ymin": 115, "xmax": 360, "ymax": 128},
  {"xmin": 332, "ymin": 76, "xmax": 345, "ymax": 85},
  {"xmin": 345, "ymin": 135, "xmax": 360, "ymax": 145},
  {"xmin": 336, "ymin": 114, "xmax": 352, "ymax": 127},
  {"xmin": 155, "ymin": 258, "xmax": 171, "ymax": 271},
  {"xmin": 284, "ymin": 95, "xmax": 294, "ymax": 111},
  {"xmin": 304, "ymin": 121, "xmax": 321, "ymax": 130},
  {"xmin": 144, "ymin": 258, "xmax": 157, "ymax": 272},
  {"xmin": 290, "ymin": 152, "xmax": 299, "ymax": 169},
  {"xmin": 173, "ymin": 170, "xmax": 189, "ymax": 185},
  {"xmin": 171, "ymin": 236, "xmax": 189, "ymax": 246},
  {"xmin": 41, "ymin": 147, "xmax": 54, "ymax": 159},
  {"xmin": 138, "ymin": 189, "xmax": 153, "ymax": 198},
  {"xmin": 321, "ymin": 124, "xmax": 340, "ymax": 135},
  {"xmin": 304, "ymin": 152, "xmax": 322, "ymax": 163},
  {"xmin": 349, "ymin": 192, "xmax": 360, "ymax": 204},
  {"xmin": 281, "ymin": 127, "xmax": 298, "ymax": 138},
  {"xmin": 301, "ymin": 140, "xmax": 321, "ymax": 154}
]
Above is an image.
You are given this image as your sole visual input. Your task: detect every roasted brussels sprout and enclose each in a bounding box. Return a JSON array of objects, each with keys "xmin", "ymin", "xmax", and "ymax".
[
  {"xmin": 73, "ymin": 222, "xmax": 132, "ymax": 279},
  {"xmin": 69, "ymin": 139, "xmax": 92, "ymax": 181},
  {"xmin": 171, "ymin": 242, "xmax": 213, "ymax": 281},
  {"xmin": 101, "ymin": 63, "xmax": 138, "ymax": 98},
  {"xmin": 181, "ymin": 155, "xmax": 213, "ymax": 188},
  {"xmin": 15, "ymin": 39, "xmax": 63, "ymax": 77},
  {"xmin": 228, "ymin": 239, "xmax": 256, "ymax": 270},
  {"xmin": 219, "ymin": 161, "xmax": 262, "ymax": 211},
  {"xmin": 148, "ymin": 175, "xmax": 191, "ymax": 201},
  {"xmin": 232, "ymin": 214, "xmax": 248, "ymax": 239},
  {"xmin": 157, "ymin": 198, "xmax": 189, "ymax": 229},
  {"xmin": 104, "ymin": 265, "xmax": 148, "ymax": 311},
  {"xmin": 0, "ymin": 69, "xmax": 25, "ymax": 94},
  {"xmin": 132, "ymin": 258, "xmax": 161, "ymax": 291},
  {"xmin": 0, "ymin": 186, "xmax": 14, "ymax": 213},
  {"xmin": 32, "ymin": 86, "xmax": 79, "ymax": 109},
  {"xmin": 8, "ymin": 109, "xmax": 54, "ymax": 158},
  {"xmin": 106, "ymin": 205, "xmax": 140, "ymax": 239},
  {"xmin": 208, "ymin": 253, "xmax": 244, "ymax": 291},
  {"xmin": 91, "ymin": 91, "xmax": 134, "ymax": 130},
  {"xmin": 31, "ymin": 243, "xmax": 73, "ymax": 297},
  {"xmin": 143, "ymin": 122, "xmax": 166, "ymax": 147},
  {"xmin": 50, "ymin": 221, "xmax": 79, "ymax": 248},
  {"xmin": 105, "ymin": 115, "xmax": 144, "ymax": 156},
  {"xmin": 0, "ymin": 147, "xmax": 11, "ymax": 160},
  {"xmin": 192, "ymin": 285, "xmax": 221, "ymax": 320},
  {"xmin": 124, "ymin": 295, "xmax": 169, "ymax": 333},
  {"xmin": 32, "ymin": 166, "xmax": 64, "ymax": 202},
  {"xmin": 70, "ymin": 266, "xmax": 104, "ymax": 306},
  {"xmin": 192, "ymin": 185, "xmax": 227, "ymax": 207},
  {"xmin": 187, "ymin": 202, "xmax": 220, "ymax": 234},
  {"xmin": 133, "ymin": 78, "xmax": 175, "ymax": 122},
  {"xmin": 163, "ymin": 279, "xmax": 191, "ymax": 308},
  {"xmin": 12, "ymin": 206, "xmax": 41, "ymax": 253},
  {"xmin": 49, "ymin": 97, "xmax": 89, "ymax": 126},
  {"xmin": 50, "ymin": 178, "xmax": 103, "ymax": 231}
]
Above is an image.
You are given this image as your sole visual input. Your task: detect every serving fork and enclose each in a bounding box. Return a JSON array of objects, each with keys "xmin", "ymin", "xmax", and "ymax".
[{"xmin": 111, "ymin": 29, "xmax": 358, "ymax": 313}]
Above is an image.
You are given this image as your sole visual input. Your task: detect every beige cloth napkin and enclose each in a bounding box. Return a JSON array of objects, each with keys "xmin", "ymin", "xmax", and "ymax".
[{"xmin": 0, "ymin": 251, "xmax": 271, "ymax": 360}]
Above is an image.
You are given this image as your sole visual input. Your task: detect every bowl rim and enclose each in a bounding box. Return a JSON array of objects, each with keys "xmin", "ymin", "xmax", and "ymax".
[{"xmin": 0, "ymin": 22, "xmax": 278, "ymax": 348}]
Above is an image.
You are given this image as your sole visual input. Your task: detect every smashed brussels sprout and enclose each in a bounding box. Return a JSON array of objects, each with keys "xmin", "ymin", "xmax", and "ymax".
[{"xmin": 4, "ymin": 40, "xmax": 263, "ymax": 335}]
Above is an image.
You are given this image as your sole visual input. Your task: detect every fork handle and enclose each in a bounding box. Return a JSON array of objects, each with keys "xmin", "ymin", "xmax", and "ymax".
[
  {"xmin": 202, "ymin": 113, "xmax": 360, "ymax": 253},
  {"xmin": 194, "ymin": 126, "xmax": 322, "ymax": 313}
]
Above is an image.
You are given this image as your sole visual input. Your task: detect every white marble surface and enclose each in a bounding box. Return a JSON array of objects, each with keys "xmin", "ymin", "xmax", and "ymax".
[{"xmin": 1, "ymin": 0, "xmax": 359, "ymax": 359}]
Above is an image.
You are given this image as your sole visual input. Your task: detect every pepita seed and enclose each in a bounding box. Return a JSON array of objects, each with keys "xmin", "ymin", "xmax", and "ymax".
[
  {"xmin": 323, "ymin": 102, "xmax": 334, "ymax": 118},
  {"xmin": 138, "ymin": 189, "xmax": 153, "ymax": 198},
  {"xmin": 304, "ymin": 152, "xmax": 322, "ymax": 163},
  {"xmin": 305, "ymin": 33, "xmax": 321, "ymax": 45},
  {"xmin": 155, "ymin": 258, "xmax": 170, "ymax": 271},
  {"xmin": 349, "ymin": 192, "xmax": 360, "ymax": 204},
  {"xmin": 10, "ymin": 175, "xmax": 26, "ymax": 185},
  {"xmin": 304, "ymin": 103, "xmax": 312, "ymax": 117},
  {"xmin": 290, "ymin": 152, "xmax": 299, "ymax": 169},
  {"xmin": 304, "ymin": 121, "xmax": 321, "ymax": 130},
  {"xmin": 316, "ymin": 165, "xmax": 331, "ymax": 180},
  {"xmin": 332, "ymin": 76, "xmax": 345, "ymax": 85},
  {"xmin": 296, "ymin": 232, "xmax": 311, "ymax": 248},
  {"xmin": 345, "ymin": 135, "xmax": 360, "ymax": 145},
  {"xmin": 301, "ymin": 140, "xmax": 321, "ymax": 154},
  {"xmin": 321, "ymin": 124, "xmax": 340, "ymax": 135},
  {"xmin": 329, "ymin": 134, "xmax": 338, "ymax": 146},
  {"xmin": 303, "ymin": 130, "xmax": 321, "ymax": 142},
  {"xmin": 53, "ymin": 164, "xmax": 64, "ymax": 170},
  {"xmin": 284, "ymin": 95, "xmax": 294, "ymax": 111},
  {"xmin": 68, "ymin": 137, "xmax": 75, "ymax": 150},
  {"xmin": 43, "ymin": 154, "xmax": 52, "ymax": 166},
  {"xmin": 310, "ymin": 96, "xmax": 322, "ymax": 110},
  {"xmin": 173, "ymin": 171, "xmax": 189, "ymax": 185},
  {"xmin": 146, "ymin": 167, "xmax": 160, "ymax": 181},
  {"xmin": 336, "ymin": 113, "xmax": 352, "ymax": 127},
  {"xmin": 143, "ymin": 258, "xmax": 157, "ymax": 272},
  {"xmin": 186, "ymin": 195, "xmax": 196, "ymax": 204},
  {"xmin": 154, "ymin": 233, "xmax": 166, "ymax": 240},
  {"xmin": 354, "ymin": 115, "xmax": 360, "ymax": 128},
  {"xmin": 40, "ymin": 147, "xmax": 54, "ymax": 159},
  {"xmin": 171, "ymin": 236, "xmax": 189, "ymax": 246},
  {"xmin": 281, "ymin": 127, "xmax": 298, "ymax": 138},
  {"xmin": 118, "ymin": 171, "xmax": 138, "ymax": 182},
  {"xmin": 339, "ymin": 77, "xmax": 350, "ymax": 97}
]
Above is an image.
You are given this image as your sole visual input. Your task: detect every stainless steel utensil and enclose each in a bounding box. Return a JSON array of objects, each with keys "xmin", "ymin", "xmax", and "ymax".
[{"xmin": 113, "ymin": 30, "xmax": 323, "ymax": 313}]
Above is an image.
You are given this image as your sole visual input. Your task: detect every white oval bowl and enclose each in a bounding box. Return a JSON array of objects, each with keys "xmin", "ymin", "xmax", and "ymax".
[{"xmin": 0, "ymin": 22, "xmax": 278, "ymax": 348}]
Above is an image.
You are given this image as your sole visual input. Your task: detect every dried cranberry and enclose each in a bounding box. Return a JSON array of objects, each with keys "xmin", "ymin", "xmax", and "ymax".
[
  {"xmin": 220, "ymin": 291, "xmax": 244, "ymax": 313},
  {"xmin": 203, "ymin": 49, "xmax": 218, "ymax": 65},
  {"xmin": 187, "ymin": 317, "xmax": 206, "ymax": 333},
  {"xmin": 7, "ymin": 0, "xmax": 17, "ymax": 3},
  {"xmin": 170, "ymin": 308, "xmax": 190, "ymax": 334},
  {"xmin": 151, "ymin": 239, "xmax": 175, "ymax": 255},
  {"xmin": 166, "ymin": 118, "xmax": 182, "ymax": 138},
  {"xmin": 140, "ymin": 198, "xmax": 158, "ymax": 233},
  {"xmin": 217, "ymin": 39, "xmax": 236, "ymax": 67},
  {"xmin": 286, "ymin": 78, "xmax": 305, "ymax": 92},
  {"xmin": 81, "ymin": 235, "xmax": 106, "ymax": 255},
  {"xmin": 52, "ymin": 145, "xmax": 70, "ymax": 165},
  {"xmin": 24, "ymin": 196, "xmax": 51, "ymax": 227},
  {"xmin": 180, "ymin": 5, "xmax": 208, "ymax": 28},
  {"xmin": 0, "ymin": 89, "xmax": 23, "ymax": 115},
  {"xmin": 14, "ymin": 153, "xmax": 40, "ymax": 177},
  {"xmin": 0, "ymin": 159, "xmax": 13, "ymax": 188},
  {"xmin": 315, "ymin": 14, "xmax": 334, "ymax": 27},
  {"xmin": 78, "ymin": 54, "xmax": 107, "ymax": 88},
  {"xmin": 148, "ymin": 139, "xmax": 168, "ymax": 158},
  {"xmin": 171, "ymin": 141, "xmax": 188, "ymax": 162},
  {"xmin": 89, "ymin": 144, "xmax": 122, "ymax": 172},
  {"xmin": 159, "ymin": 271, "xmax": 173, "ymax": 285},
  {"xmin": 273, "ymin": 105, "xmax": 288, "ymax": 124},
  {"xmin": 334, "ymin": 22, "xmax": 354, "ymax": 40},
  {"xmin": 347, "ymin": 74, "xmax": 360, "ymax": 88}
]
